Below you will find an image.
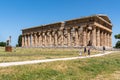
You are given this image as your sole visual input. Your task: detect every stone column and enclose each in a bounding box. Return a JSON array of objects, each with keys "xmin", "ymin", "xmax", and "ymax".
[
  {"xmin": 86, "ymin": 29, "xmax": 88, "ymax": 46},
  {"xmin": 106, "ymin": 33, "xmax": 108, "ymax": 47},
  {"xmin": 78, "ymin": 27, "xmax": 83, "ymax": 46},
  {"xmin": 22, "ymin": 35, "xmax": 25, "ymax": 47},
  {"xmin": 107, "ymin": 33, "xmax": 109, "ymax": 47},
  {"xmin": 39, "ymin": 32, "xmax": 42, "ymax": 47},
  {"xmin": 37, "ymin": 33, "xmax": 40, "ymax": 47},
  {"xmin": 61, "ymin": 30, "xmax": 64, "ymax": 47},
  {"xmin": 54, "ymin": 31, "xmax": 57, "ymax": 46},
  {"xmin": 25, "ymin": 35, "xmax": 28, "ymax": 47},
  {"xmin": 51, "ymin": 31, "xmax": 55, "ymax": 46},
  {"xmin": 87, "ymin": 30, "xmax": 91, "ymax": 46},
  {"xmin": 41, "ymin": 32, "xmax": 43, "ymax": 47},
  {"xmin": 45, "ymin": 32, "xmax": 47, "ymax": 47},
  {"xmin": 104, "ymin": 32, "xmax": 107, "ymax": 47},
  {"xmin": 49, "ymin": 31, "xmax": 52, "ymax": 47},
  {"xmin": 100, "ymin": 30, "xmax": 104, "ymax": 46},
  {"xmin": 46, "ymin": 31, "xmax": 49, "ymax": 47},
  {"xmin": 75, "ymin": 29, "xmax": 79, "ymax": 46},
  {"xmin": 108, "ymin": 34, "xmax": 109, "ymax": 47},
  {"xmin": 34, "ymin": 33, "xmax": 37, "ymax": 47},
  {"xmin": 96, "ymin": 28, "xmax": 100, "ymax": 46},
  {"xmin": 67, "ymin": 29, "xmax": 71, "ymax": 47},
  {"xmin": 45, "ymin": 32, "xmax": 48, "ymax": 47},
  {"xmin": 27, "ymin": 34, "xmax": 30, "ymax": 47},
  {"xmin": 63, "ymin": 29, "xmax": 67, "ymax": 46},
  {"xmin": 102, "ymin": 30, "xmax": 105, "ymax": 46},
  {"xmin": 31, "ymin": 33, "xmax": 35, "ymax": 47},
  {"xmin": 42, "ymin": 32, "xmax": 45, "ymax": 46},
  {"xmin": 83, "ymin": 28, "xmax": 87, "ymax": 46},
  {"xmin": 109, "ymin": 33, "xmax": 112, "ymax": 47}
]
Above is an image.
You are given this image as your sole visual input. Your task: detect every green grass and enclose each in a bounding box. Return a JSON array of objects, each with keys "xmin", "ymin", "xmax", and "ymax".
[
  {"xmin": 0, "ymin": 47, "xmax": 99, "ymax": 62},
  {"xmin": 0, "ymin": 51, "xmax": 119, "ymax": 80}
]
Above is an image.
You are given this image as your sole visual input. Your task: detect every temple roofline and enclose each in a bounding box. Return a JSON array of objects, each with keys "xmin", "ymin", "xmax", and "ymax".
[{"xmin": 22, "ymin": 14, "xmax": 112, "ymax": 31}]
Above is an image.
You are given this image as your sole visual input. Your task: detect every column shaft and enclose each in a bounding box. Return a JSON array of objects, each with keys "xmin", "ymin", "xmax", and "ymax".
[
  {"xmin": 22, "ymin": 35, "xmax": 25, "ymax": 47},
  {"xmin": 67, "ymin": 29, "xmax": 71, "ymax": 47},
  {"xmin": 83, "ymin": 29, "xmax": 87, "ymax": 46},
  {"xmin": 75, "ymin": 29, "xmax": 79, "ymax": 46},
  {"xmin": 28, "ymin": 35, "xmax": 30, "ymax": 47},
  {"xmin": 96, "ymin": 29, "xmax": 100, "ymax": 46},
  {"xmin": 92, "ymin": 27, "xmax": 96, "ymax": 46},
  {"xmin": 54, "ymin": 31, "xmax": 58, "ymax": 46}
]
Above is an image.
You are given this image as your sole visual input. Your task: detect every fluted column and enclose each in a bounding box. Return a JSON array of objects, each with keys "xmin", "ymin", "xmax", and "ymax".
[
  {"xmin": 27, "ymin": 34, "xmax": 30, "ymax": 47},
  {"xmin": 53, "ymin": 31, "xmax": 57, "ymax": 46},
  {"xmin": 106, "ymin": 33, "xmax": 108, "ymax": 47},
  {"xmin": 31, "ymin": 33, "xmax": 33, "ymax": 47},
  {"xmin": 107, "ymin": 33, "xmax": 109, "ymax": 47},
  {"xmin": 107, "ymin": 33, "xmax": 110, "ymax": 47},
  {"xmin": 32, "ymin": 33, "xmax": 35, "ymax": 47},
  {"xmin": 96, "ymin": 28, "xmax": 100, "ymax": 46},
  {"xmin": 37, "ymin": 33, "xmax": 40, "ymax": 47},
  {"xmin": 38, "ymin": 33, "xmax": 42, "ymax": 47},
  {"xmin": 83, "ymin": 28, "xmax": 87, "ymax": 46},
  {"xmin": 75, "ymin": 29, "xmax": 79, "ymax": 46},
  {"xmin": 87, "ymin": 30, "xmax": 91, "ymax": 46},
  {"xmin": 78, "ymin": 27, "xmax": 83, "ymax": 46},
  {"xmin": 67, "ymin": 29, "xmax": 71, "ymax": 47},
  {"xmin": 104, "ymin": 32, "xmax": 107, "ymax": 46},
  {"xmin": 44, "ymin": 32, "xmax": 47, "ymax": 47},
  {"xmin": 61, "ymin": 30, "xmax": 64, "ymax": 47},
  {"xmin": 42, "ymin": 32, "xmax": 45, "ymax": 46},
  {"xmin": 25, "ymin": 35, "xmax": 28, "ymax": 47},
  {"xmin": 100, "ymin": 31, "xmax": 103, "ymax": 46},
  {"xmin": 109, "ymin": 33, "xmax": 112, "ymax": 47},
  {"xmin": 63, "ymin": 29, "xmax": 67, "ymax": 46},
  {"xmin": 34, "ymin": 33, "xmax": 37, "ymax": 47},
  {"xmin": 46, "ymin": 32, "xmax": 48, "ymax": 46},
  {"xmin": 51, "ymin": 31, "xmax": 55, "ymax": 46},
  {"xmin": 22, "ymin": 35, "xmax": 25, "ymax": 47},
  {"xmin": 49, "ymin": 31, "xmax": 52, "ymax": 47},
  {"xmin": 103, "ymin": 31, "xmax": 105, "ymax": 46}
]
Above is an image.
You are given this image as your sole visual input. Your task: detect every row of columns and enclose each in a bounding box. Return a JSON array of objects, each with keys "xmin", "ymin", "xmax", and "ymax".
[
  {"xmin": 22, "ymin": 26, "xmax": 112, "ymax": 47},
  {"xmin": 92, "ymin": 27, "xmax": 112, "ymax": 47}
]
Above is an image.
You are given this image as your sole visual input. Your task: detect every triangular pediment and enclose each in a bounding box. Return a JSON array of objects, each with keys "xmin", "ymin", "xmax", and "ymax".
[{"xmin": 96, "ymin": 14, "xmax": 111, "ymax": 23}]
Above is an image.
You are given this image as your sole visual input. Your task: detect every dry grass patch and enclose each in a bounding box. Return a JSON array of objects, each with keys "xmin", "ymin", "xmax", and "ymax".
[{"xmin": 0, "ymin": 47, "xmax": 100, "ymax": 62}]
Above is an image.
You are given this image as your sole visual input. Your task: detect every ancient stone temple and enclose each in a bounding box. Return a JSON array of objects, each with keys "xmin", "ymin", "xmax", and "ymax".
[{"xmin": 22, "ymin": 14, "xmax": 112, "ymax": 48}]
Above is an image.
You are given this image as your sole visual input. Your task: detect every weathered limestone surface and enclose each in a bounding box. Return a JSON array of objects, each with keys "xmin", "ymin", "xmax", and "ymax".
[{"xmin": 22, "ymin": 14, "xmax": 112, "ymax": 48}]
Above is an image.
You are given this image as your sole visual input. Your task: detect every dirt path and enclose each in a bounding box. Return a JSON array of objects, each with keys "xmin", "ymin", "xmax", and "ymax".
[{"xmin": 0, "ymin": 51, "xmax": 113, "ymax": 67}]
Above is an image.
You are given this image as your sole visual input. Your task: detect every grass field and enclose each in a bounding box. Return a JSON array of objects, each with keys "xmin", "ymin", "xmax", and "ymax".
[
  {"xmin": 0, "ymin": 47, "xmax": 99, "ymax": 62},
  {"xmin": 0, "ymin": 47, "xmax": 119, "ymax": 80},
  {"xmin": 0, "ymin": 51, "xmax": 119, "ymax": 80}
]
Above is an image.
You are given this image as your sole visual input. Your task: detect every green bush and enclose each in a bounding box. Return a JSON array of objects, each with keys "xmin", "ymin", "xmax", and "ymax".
[
  {"xmin": 0, "ymin": 42, "xmax": 6, "ymax": 47},
  {"xmin": 115, "ymin": 41, "xmax": 120, "ymax": 48}
]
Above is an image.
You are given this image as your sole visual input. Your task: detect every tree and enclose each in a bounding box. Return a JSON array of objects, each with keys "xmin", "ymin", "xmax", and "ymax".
[
  {"xmin": 115, "ymin": 41, "xmax": 120, "ymax": 48},
  {"xmin": 114, "ymin": 34, "xmax": 120, "ymax": 39},
  {"xmin": 114, "ymin": 34, "xmax": 120, "ymax": 48},
  {"xmin": 17, "ymin": 34, "xmax": 22, "ymax": 47},
  {"xmin": 0, "ymin": 42, "xmax": 6, "ymax": 47}
]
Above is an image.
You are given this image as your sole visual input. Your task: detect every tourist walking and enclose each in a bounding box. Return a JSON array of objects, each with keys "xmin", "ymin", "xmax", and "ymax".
[
  {"xmin": 79, "ymin": 50, "xmax": 82, "ymax": 56},
  {"xmin": 88, "ymin": 47, "xmax": 91, "ymax": 56},
  {"xmin": 103, "ymin": 46, "xmax": 105, "ymax": 53},
  {"xmin": 84, "ymin": 47, "xmax": 87, "ymax": 56}
]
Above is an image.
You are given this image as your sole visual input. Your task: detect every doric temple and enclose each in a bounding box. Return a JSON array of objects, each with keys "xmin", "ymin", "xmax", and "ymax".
[{"xmin": 22, "ymin": 14, "xmax": 112, "ymax": 48}]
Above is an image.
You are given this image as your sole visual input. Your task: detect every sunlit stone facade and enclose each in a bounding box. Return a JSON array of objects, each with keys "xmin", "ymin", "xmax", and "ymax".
[{"xmin": 22, "ymin": 14, "xmax": 112, "ymax": 48}]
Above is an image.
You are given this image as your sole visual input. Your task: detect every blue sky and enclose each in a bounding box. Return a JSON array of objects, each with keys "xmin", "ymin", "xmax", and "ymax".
[{"xmin": 0, "ymin": 0, "xmax": 120, "ymax": 46}]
